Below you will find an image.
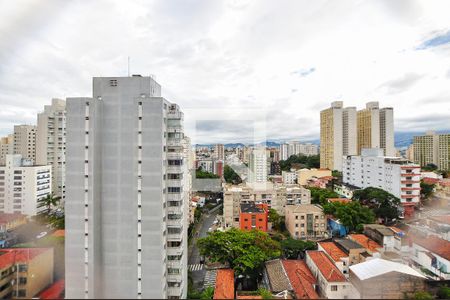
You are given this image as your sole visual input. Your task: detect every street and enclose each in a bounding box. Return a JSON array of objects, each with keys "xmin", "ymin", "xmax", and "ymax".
[
  {"xmin": 188, "ymin": 210, "xmax": 219, "ymax": 290},
  {"xmin": 13, "ymin": 221, "xmax": 54, "ymax": 245}
]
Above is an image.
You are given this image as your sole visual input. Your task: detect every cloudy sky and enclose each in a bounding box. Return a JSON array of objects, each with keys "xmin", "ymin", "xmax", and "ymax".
[{"xmin": 1, "ymin": 0, "xmax": 449, "ymax": 144}]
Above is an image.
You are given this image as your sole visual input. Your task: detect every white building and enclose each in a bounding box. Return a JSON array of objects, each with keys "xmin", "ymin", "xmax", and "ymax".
[
  {"xmin": 343, "ymin": 148, "xmax": 421, "ymax": 218},
  {"xmin": 0, "ymin": 155, "xmax": 51, "ymax": 216},
  {"xmin": 36, "ymin": 98, "xmax": 66, "ymax": 198},
  {"xmin": 281, "ymin": 170, "xmax": 297, "ymax": 185},
  {"xmin": 279, "ymin": 143, "xmax": 289, "ymax": 160},
  {"xmin": 410, "ymin": 236, "xmax": 450, "ymax": 280},
  {"xmin": 65, "ymin": 76, "xmax": 189, "ymax": 299},
  {"xmin": 248, "ymin": 148, "xmax": 268, "ymax": 184},
  {"xmin": 214, "ymin": 144, "xmax": 225, "ymax": 161},
  {"xmin": 13, "ymin": 125, "xmax": 36, "ymax": 163},
  {"xmin": 279, "ymin": 142, "xmax": 319, "ymax": 161},
  {"xmin": 0, "ymin": 134, "xmax": 14, "ymax": 165}
]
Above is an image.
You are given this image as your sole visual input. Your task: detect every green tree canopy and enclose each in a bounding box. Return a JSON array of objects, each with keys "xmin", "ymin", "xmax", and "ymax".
[
  {"xmin": 422, "ymin": 163, "xmax": 438, "ymax": 171},
  {"xmin": 268, "ymin": 208, "xmax": 282, "ymax": 231},
  {"xmin": 307, "ymin": 187, "xmax": 340, "ymax": 205},
  {"xmin": 352, "ymin": 187, "xmax": 400, "ymax": 220},
  {"xmin": 196, "ymin": 167, "xmax": 220, "ymax": 179},
  {"xmin": 224, "ymin": 165, "xmax": 242, "ymax": 184},
  {"xmin": 323, "ymin": 201, "xmax": 375, "ymax": 232},
  {"xmin": 197, "ymin": 228, "xmax": 281, "ymax": 276},
  {"xmin": 420, "ymin": 180, "xmax": 435, "ymax": 199},
  {"xmin": 281, "ymin": 238, "xmax": 317, "ymax": 259},
  {"xmin": 279, "ymin": 154, "xmax": 320, "ymax": 171}
]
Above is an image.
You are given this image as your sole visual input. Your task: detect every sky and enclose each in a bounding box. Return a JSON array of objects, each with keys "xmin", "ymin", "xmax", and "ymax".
[{"xmin": 0, "ymin": 0, "xmax": 449, "ymax": 144}]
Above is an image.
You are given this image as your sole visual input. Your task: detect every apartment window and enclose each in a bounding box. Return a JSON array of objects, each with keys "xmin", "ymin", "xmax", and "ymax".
[
  {"xmin": 110, "ymin": 79, "xmax": 117, "ymax": 86},
  {"xmin": 168, "ymin": 187, "xmax": 181, "ymax": 193},
  {"xmin": 167, "ymin": 268, "xmax": 180, "ymax": 275},
  {"xmin": 331, "ymin": 285, "xmax": 338, "ymax": 291},
  {"xmin": 19, "ymin": 277, "xmax": 27, "ymax": 285},
  {"xmin": 18, "ymin": 264, "xmax": 28, "ymax": 272},
  {"xmin": 18, "ymin": 290, "xmax": 26, "ymax": 297}
]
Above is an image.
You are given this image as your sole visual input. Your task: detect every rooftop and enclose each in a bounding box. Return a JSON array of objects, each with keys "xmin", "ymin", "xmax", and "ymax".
[
  {"xmin": 264, "ymin": 259, "xmax": 292, "ymax": 292},
  {"xmin": 306, "ymin": 251, "xmax": 346, "ymax": 282},
  {"xmin": 38, "ymin": 279, "xmax": 65, "ymax": 299},
  {"xmin": 214, "ymin": 269, "xmax": 235, "ymax": 300},
  {"xmin": 412, "ymin": 236, "xmax": 450, "ymax": 261},
  {"xmin": 318, "ymin": 242, "xmax": 348, "ymax": 262},
  {"xmin": 240, "ymin": 203, "xmax": 265, "ymax": 214},
  {"xmin": 285, "ymin": 204, "xmax": 323, "ymax": 214},
  {"xmin": 282, "ymin": 260, "xmax": 319, "ymax": 299},
  {"xmin": 348, "ymin": 234, "xmax": 382, "ymax": 253},
  {"xmin": 364, "ymin": 224, "xmax": 395, "ymax": 236},
  {"xmin": 350, "ymin": 258, "xmax": 425, "ymax": 280},
  {"xmin": 0, "ymin": 248, "xmax": 51, "ymax": 270},
  {"xmin": 335, "ymin": 238, "xmax": 365, "ymax": 252},
  {"xmin": 327, "ymin": 198, "xmax": 352, "ymax": 204}
]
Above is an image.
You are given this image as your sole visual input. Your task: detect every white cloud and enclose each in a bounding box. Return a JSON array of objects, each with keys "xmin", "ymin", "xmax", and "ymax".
[{"xmin": 0, "ymin": 0, "xmax": 449, "ymax": 143}]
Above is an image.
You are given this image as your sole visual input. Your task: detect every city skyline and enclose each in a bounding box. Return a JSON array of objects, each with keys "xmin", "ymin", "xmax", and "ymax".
[{"xmin": 1, "ymin": 1, "xmax": 450, "ymax": 144}]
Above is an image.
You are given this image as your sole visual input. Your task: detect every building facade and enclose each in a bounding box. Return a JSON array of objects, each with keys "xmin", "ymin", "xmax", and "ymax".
[
  {"xmin": 343, "ymin": 148, "xmax": 421, "ymax": 218},
  {"xmin": 13, "ymin": 125, "xmax": 36, "ymax": 163},
  {"xmin": 0, "ymin": 155, "xmax": 51, "ymax": 216},
  {"xmin": 239, "ymin": 203, "xmax": 268, "ymax": 232},
  {"xmin": 214, "ymin": 144, "xmax": 225, "ymax": 161},
  {"xmin": 248, "ymin": 148, "xmax": 268, "ymax": 184},
  {"xmin": 285, "ymin": 204, "xmax": 326, "ymax": 239},
  {"xmin": 413, "ymin": 131, "xmax": 450, "ymax": 171},
  {"xmin": 0, "ymin": 135, "xmax": 14, "ymax": 165},
  {"xmin": 36, "ymin": 98, "xmax": 66, "ymax": 198},
  {"xmin": 65, "ymin": 76, "xmax": 189, "ymax": 299}
]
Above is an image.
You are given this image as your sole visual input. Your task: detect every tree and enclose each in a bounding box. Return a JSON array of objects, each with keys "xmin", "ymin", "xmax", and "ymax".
[
  {"xmin": 352, "ymin": 187, "xmax": 400, "ymax": 221},
  {"xmin": 420, "ymin": 180, "xmax": 435, "ymax": 199},
  {"xmin": 411, "ymin": 291, "xmax": 433, "ymax": 300},
  {"xmin": 268, "ymin": 209, "xmax": 282, "ymax": 231},
  {"xmin": 281, "ymin": 238, "xmax": 316, "ymax": 259},
  {"xmin": 258, "ymin": 288, "xmax": 273, "ymax": 300},
  {"xmin": 224, "ymin": 165, "xmax": 242, "ymax": 184},
  {"xmin": 307, "ymin": 187, "xmax": 340, "ymax": 205},
  {"xmin": 279, "ymin": 154, "xmax": 320, "ymax": 171},
  {"xmin": 196, "ymin": 167, "xmax": 220, "ymax": 179},
  {"xmin": 422, "ymin": 163, "xmax": 438, "ymax": 171},
  {"xmin": 37, "ymin": 193, "xmax": 61, "ymax": 215},
  {"xmin": 323, "ymin": 201, "xmax": 375, "ymax": 232},
  {"xmin": 200, "ymin": 287, "xmax": 215, "ymax": 299},
  {"xmin": 437, "ymin": 286, "xmax": 450, "ymax": 299},
  {"xmin": 197, "ymin": 228, "xmax": 281, "ymax": 276}
]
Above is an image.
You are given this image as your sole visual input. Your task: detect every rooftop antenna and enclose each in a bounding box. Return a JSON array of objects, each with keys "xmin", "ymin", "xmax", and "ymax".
[{"xmin": 127, "ymin": 56, "xmax": 130, "ymax": 77}]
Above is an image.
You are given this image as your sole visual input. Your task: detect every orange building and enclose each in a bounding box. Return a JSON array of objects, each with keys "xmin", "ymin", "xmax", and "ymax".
[{"xmin": 239, "ymin": 203, "xmax": 268, "ymax": 232}]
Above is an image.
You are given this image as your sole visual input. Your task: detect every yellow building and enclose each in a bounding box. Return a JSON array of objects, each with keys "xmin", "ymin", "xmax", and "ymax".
[
  {"xmin": 285, "ymin": 204, "xmax": 326, "ymax": 239},
  {"xmin": 297, "ymin": 168, "xmax": 332, "ymax": 185},
  {"xmin": 413, "ymin": 131, "xmax": 450, "ymax": 171},
  {"xmin": 0, "ymin": 248, "xmax": 54, "ymax": 299}
]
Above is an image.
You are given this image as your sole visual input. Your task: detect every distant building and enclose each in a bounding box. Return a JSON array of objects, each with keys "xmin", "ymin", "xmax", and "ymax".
[
  {"xmin": 239, "ymin": 203, "xmax": 268, "ymax": 232},
  {"xmin": 349, "ymin": 258, "xmax": 426, "ymax": 299},
  {"xmin": 285, "ymin": 205, "xmax": 326, "ymax": 239},
  {"xmin": 343, "ymin": 148, "xmax": 421, "ymax": 218},
  {"xmin": 363, "ymin": 224, "xmax": 398, "ymax": 252},
  {"xmin": 348, "ymin": 234, "xmax": 382, "ymax": 255},
  {"xmin": 281, "ymin": 170, "xmax": 297, "ymax": 184},
  {"xmin": 36, "ymin": 98, "xmax": 66, "ymax": 198},
  {"xmin": 0, "ymin": 213, "xmax": 27, "ymax": 232},
  {"xmin": 195, "ymin": 159, "xmax": 224, "ymax": 177},
  {"xmin": 214, "ymin": 144, "xmax": 225, "ymax": 161},
  {"xmin": 305, "ymin": 250, "xmax": 353, "ymax": 298},
  {"xmin": 13, "ymin": 125, "xmax": 36, "ymax": 163},
  {"xmin": 413, "ymin": 131, "xmax": 450, "ymax": 171},
  {"xmin": 297, "ymin": 168, "xmax": 332, "ymax": 185},
  {"xmin": 248, "ymin": 148, "xmax": 268, "ymax": 184},
  {"xmin": 0, "ymin": 134, "xmax": 14, "ymax": 165},
  {"xmin": 0, "ymin": 155, "xmax": 51, "ymax": 216},
  {"xmin": 279, "ymin": 142, "xmax": 318, "ymax": 160},
  {"xmin": 0, "ymin": 248, "xmax": 54, "ymax": 299}
]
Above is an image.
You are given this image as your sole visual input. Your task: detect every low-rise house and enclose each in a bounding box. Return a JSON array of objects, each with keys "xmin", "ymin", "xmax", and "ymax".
[
  {"xmin": 285, "ymin": 205, "xmax": 327, "ymax": 239},
  {"xmin": 213, "ymin": 269, "xmax": 235, "ymax": 299},
  {"xmin": 333, "ymin": 183, "xmax": 358, "ymax": 199},
  {"xmin": 262, "ymin": 259, "xmax": 318, "ymax": 299},
  {"xmin": 348, "ymin": 234, "xmax": 382, "ymax": 256},
  {"xmin": 305, "ymin": 250, "xmax": 353, "ymax": 299},
  {"xmin": 334, "ymin": 238, "xmax": 371, "ymax": 265},
  {"xmin": 297, "ymin": 168, "xmax": 332, "ymax": 185},
  {"xmin": 410, "ymin": 236, "xmax": 450, "ymax": 279},
  {"xmin": 239, "ymin": 203, "xmax": 268, "ymax": 232},
  {"xmin": 318, "ymin": 242, "xmax": 350, "ymax": 277},
  {"xmin": 282, "ymin": 170, "xmax": 297, "ymax": 185},
  {"xmin": 349, "ymin": 258, "xmax": 426, "ymax": 299},
  {"xmin": 389, "ymin": 226, "xmax": 409, "ymax": 253},
  {"xmin": 363, "ymin": 224, "xmax": 396, "ymax": 252},
  {"xmin": 0, "ymin": 248, "xmax": 54, "ymax": 299},
  {"xmin": 282, "ymin": 260, "xmax": 319, "ymax": 299}
]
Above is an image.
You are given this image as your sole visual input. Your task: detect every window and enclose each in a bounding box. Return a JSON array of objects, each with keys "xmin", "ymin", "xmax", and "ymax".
[
  {"xmin": 18, "ymin": 264, "xmax": 28, "ymax": 272},
  {"xmin": 18, "ymin": 290, "xmax": 26, "ymax": 297},
  {"xmin": 331, "ymin": 285, "xmax": 338, "ymax": 291},
  {"xmin": 19, "ymin": 277, "xmax": 27, "ymax": 285},
  {"xmin": 167, "ymin": 268, "xmax": 180, "ymax": 275}
]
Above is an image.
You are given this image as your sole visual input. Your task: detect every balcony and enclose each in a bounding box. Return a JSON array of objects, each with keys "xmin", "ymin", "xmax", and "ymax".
[
  {"xmin": 167, "ymin": 285, "xmax": 183, "ymax": 297},
  {"xmin": 167, "ymin": 247, "xmax": 183, "ymax": 256},
  {"xmin": 167, "ymin": 139, "xmax": 182, "ymax": 147},
  {"xmin": 166, "ymin": 152, "xmax": 184, "ymax": 160},
  {"xmin": 166, "ymin": 193, "xmax": 183, "ymax": 201},
  {"xmin": 167, "ymin": 218, "xmax": 183, "ymax": 227},
  {"xmin": 167, "ymin": 232, "xmax": 183, "ymax": 242},
  {"xmin": 166, "ymin": 165, "xmax": 183, "ymax": 173},
  {"xmin": 167, "ymin": 205, "xmax": 183, "ymax": 215},
  {"xmin": 167, "ymin": 111, "xmax": 183, "ymax": 119}
]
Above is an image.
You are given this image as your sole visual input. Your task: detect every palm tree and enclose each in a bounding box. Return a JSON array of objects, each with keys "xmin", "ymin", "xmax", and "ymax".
[{"xmin": 37, "ymin": 193, "xmax": 61, "ymax": 215}]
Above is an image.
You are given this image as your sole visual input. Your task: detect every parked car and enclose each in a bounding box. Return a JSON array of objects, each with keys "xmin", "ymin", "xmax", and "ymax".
[{"xmin": 36, "ymin": 231, "xmax": 47, "ymax": 239}]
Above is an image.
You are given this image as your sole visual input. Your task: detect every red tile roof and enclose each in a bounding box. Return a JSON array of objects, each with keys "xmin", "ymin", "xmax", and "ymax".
[
  {"xmin": 282, "ymin": 260, "xmax": 319, "ymax": 299},
  {"xmin": 413, "ymin": 236, "xmax": 450, "ymax": 261},
  {"xmin": 0, "ymin": 213, "xmax": 26, "ymax": 224},
  {"xmin": 214, "ymin": 269, "xmax": 235, "ymax": 299},
  {"xmin": 327, "ymin": 198, "xmax": 352, "ymax": 204},
  {"xmin": 38, "ymin": 279, "xmax": 65, "ymax": 299},
  {"xmin": 237, "ymin": 296, "xmax": 262, "ymax": 299},
  {"xmin": 318, "ymin": 242, "xmax": 348, "ymax": 262},
  {"xmin": 423, "ymin": 178, "xmax": 440, "ymax": 184},
  {"xmin": 307, "ymin": 251, "xmax": 346, "ymax": 282},
  {"xmin": 349, "ymin": 234, "xmax": 382, "ymax": 253},
  {"xmin": 0, "ymin": 248, "xmax": 51, "ymax": 270}
]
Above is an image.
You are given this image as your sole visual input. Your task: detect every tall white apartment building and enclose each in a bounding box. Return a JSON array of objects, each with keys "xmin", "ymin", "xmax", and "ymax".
[
  {"xmin": 280, "ymin": 143, "xmax": 289, "ymax": 160},
  {"xmin": 65, "ymin": 76, "xmax": 188, "ymax": 299},
  {"xmin": 248, "ymin": 148, "xmax": 268, "ymax": 184},
  {"xmin": 13, "ymin": 125, "xmax": 36, "ymax": 163},
  {"xmin": 0, "ymin": 155, "xmax": 51, "ymax": 216},
  {"xmin": 214, "ymin": 143, "xmax": 225, "ymax": 161},
  {"xmin": 0, "ymin": 134, "xmax": 14, "ymax": 165},
  {"xmin": 357, "ymin": 102, "xmax": 395, "ymax": 156},
  {"xmin": 320, "ymin": 102, "xmax": 357, "ymax": 171},
  {"xmin": 343, "ymin": 148, "xmax": 420, "ymax": 218},
  {"xmin": 279, "ymin": 142, "xmax": 319, "ymax": 161},
  {"xmin": 36, "ymin": 98, "xmax": 66, "ymax": 198}
]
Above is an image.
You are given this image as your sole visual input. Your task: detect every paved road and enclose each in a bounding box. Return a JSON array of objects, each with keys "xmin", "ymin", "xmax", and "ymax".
[
  {"xmin": 13, "ymin": 221, "xmax": 54, "ymax": 245},
  {"xmin": 189, "ymin": 210, "xmax": 219, "ymax": 290}
]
